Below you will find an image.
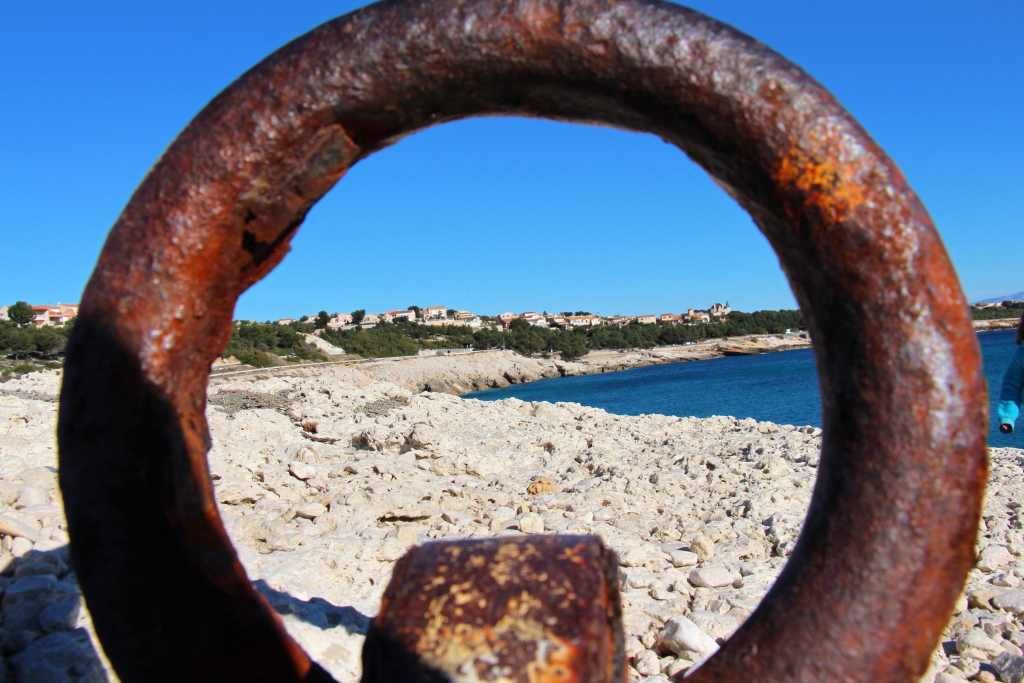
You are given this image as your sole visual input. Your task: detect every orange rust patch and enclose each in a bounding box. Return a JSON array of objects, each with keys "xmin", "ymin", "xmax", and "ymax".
[{"xmin": 775, "ymin": 141, "xmax": 868, "ymax": 224}]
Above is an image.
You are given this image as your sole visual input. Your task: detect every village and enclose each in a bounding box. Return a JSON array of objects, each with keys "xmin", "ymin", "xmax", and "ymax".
[{"xmin": 275, "ymin": 303, "xmax": 735, "ymax": 331}]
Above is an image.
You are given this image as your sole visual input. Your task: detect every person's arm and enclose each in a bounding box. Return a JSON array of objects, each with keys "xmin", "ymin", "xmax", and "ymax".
[{"xmin": 998, "ymin": 346, "xmax": 1024, "ymax": 433}]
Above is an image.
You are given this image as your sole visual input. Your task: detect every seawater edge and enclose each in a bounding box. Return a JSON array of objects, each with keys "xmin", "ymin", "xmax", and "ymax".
[{"xmin": 206, "ymin": 333, "xmax": 814, "ymax": 394}]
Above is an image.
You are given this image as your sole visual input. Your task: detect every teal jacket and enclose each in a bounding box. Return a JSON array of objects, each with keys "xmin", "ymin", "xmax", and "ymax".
[{"xmin": 999, "ymin": 345, "xmax": 1024, "ymax": 427}]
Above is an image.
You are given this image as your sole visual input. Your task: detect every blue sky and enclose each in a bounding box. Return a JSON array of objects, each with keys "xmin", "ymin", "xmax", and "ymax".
[{"xmin": 2, "ymin": 1, "xmax": 1021, "ymax": 321}]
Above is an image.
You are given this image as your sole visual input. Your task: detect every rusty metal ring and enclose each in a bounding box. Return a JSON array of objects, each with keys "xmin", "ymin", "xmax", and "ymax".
[{"xmin": 57, "ymin": 1, "xmax": 987, "ymax": 681}]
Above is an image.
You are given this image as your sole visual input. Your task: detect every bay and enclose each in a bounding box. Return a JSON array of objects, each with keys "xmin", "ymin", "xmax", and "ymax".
[{"xmin": 464, "ymin": 328, "xmax": 1024, "ymax": 448}]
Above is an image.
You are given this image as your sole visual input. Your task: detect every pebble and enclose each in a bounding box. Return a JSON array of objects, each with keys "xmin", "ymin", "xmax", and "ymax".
[
  {"xmin": 689, "ymin": 567, "xmax": 736, "ymax": 589},
  {"xmin": 0, "ymin": 515, "xmax": 39, "ymax": 543},
  {"xmin": 288, "ymin": 462, "xmax": 318, "ymax": 481},
  {"xmin": 670, "ymin": 550, "xmax": 699, "ymax": 567},
  {"xmin": 958, "ymin": 629, "xmax": 1003, "ymax": 658},
  {"xmin": 13, "ymin": 487, "xmax": 46, "ymax": 510},
  {"xmin": 993, "ymin": 651, "xmax": 1024, "ymax": 682},
  {"xmin": 689, "ymin": 535, "xmax": 715, "ymax": 563},
  {"xmin": 295, "ymin": 503, "xmax": 327, "ymax": 520},
  {"xmin": 660, "ymin": 616, "xmax": 719, "ymax": 656},
  {"xmin": 39, "ymin": 601, "xmax": 81, "ymax": 633},
  {"xmin": 993, "ymin": 590, "xmax": 1024, "ymax": 614},
  {"xmin": 633, "ymin": 649, "xmax": 661, "ymax": 676},
  {"xmin": 978, "ymin": 545, "xmax": 1014, "ymax": 573},
  {"xmin": 518, "ymin": 512, "xmax": 544, "ymax": 534}
]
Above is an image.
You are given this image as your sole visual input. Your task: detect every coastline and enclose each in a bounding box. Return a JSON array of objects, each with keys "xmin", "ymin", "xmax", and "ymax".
[
  {"xmin": 209, "ymin": 334, "xmax": 814, "ymax": 396},
  {"xmin": 207, "ymin": 320, "xmax": 1016, "ymax": 399}
]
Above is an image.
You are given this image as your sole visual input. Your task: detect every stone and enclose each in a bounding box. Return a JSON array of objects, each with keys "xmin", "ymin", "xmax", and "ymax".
[
  {"xmin": 518, "ymin": 513, "xmax": 544, "ymax": 534},
  {"xmin": 670, "ymin": 550, "xmax": 699, "ymax": 567},
  {"xmin": 978, "ymin": 545, "xmax": 1014, "ymax": 573},
  {"xmin": 993, "ymin": 590, "xmax": 1024, "ymax": 614},
  {"xmin": 266, "ymin": 533, "xmax": 302, "ymax": 552},
  {"xmin": 295, "ymin": 503, "xmax": 327, "ymax": 520},
  {"xmin": 526, "ymin": 477, "xmax": 561, "ymax": 495},
  {"xmin": 39, "ymin": 602, "xmax": 81, "ymax": 633},
  {"xmin": 620, "ymin": 545, "xmax": 667, "ymax": 568},
  {"xmin": 935, "ymin": 673, "xmax": 965, "ymax": 683},
  {"xmin": 215, "ymin": 477, "xmax": 265, "ymax": 505},
  {"xmin": 957, "ymin": 628, "xmax": 1003, "ymax": 657},
  {"xmin": 10, "ymin": 537, "xmax": 32, "ymax": 558},
  {"xmin": 633, "ymin": 649, "xmax": 661, "ymax": 676},
  {"xmin": 2, "ymin": 575, "xmax": 58, "ymax": 610},
  {"xmin": 484, "ymin": 507, "xmax": 516, "ymax": 523},
  {"xmin": 14, "ymin": 562, "xmax": 61, "ymax": 579},
  {"xmin": 376, "ymin": 538, "xmax": 407, "ymax": 562},
  {"xmin": 8, "ymin": 630, "xmax": 107, "ymax": 682},
  {"xmin": 441, "ymin": 510, "xmax": 474, "ymax": 525},
  {"xmin": 689, "ymin": 567, "xmax": 736, "ymax": 589},
  {"xmin": 624, "ymin": 636, "xmax": 646, "ymax": 658},
  {"xmin": 0, "ymin": 514, "xmax": 39, "ymax": 543},
  {"xmin": 688, "ymin": 610, "xmax": 740, "ymax": 642},
  {"xmin": 13, "ymin": 487, "xmax": 46, "ymax": 509},
  {"xmin": 665, "ymin": 659, "xmax": 690, "ymax": 677},
  {"xmin": 2, "ymin": 630, "xmax": 38, "ymax": 655},
  {"xmin": 689, "ymin": 535, "xmax": 715, "ymax": 563},
  {"xmin": 659, "ymin": 616, "xmax": 719, "ymax": 656},
  {"xmin": 994, "ymin": 573, "xmax": 1021, "ymax": 588},
  {"xmin": 953, "ymin": 657, "xmax": 981, "ymax": 677},
  {"xmin": 993, "ymin": 651, "xmax": 1024, "ymax": 683},
  {"xmin": 288, "ymin": 462, "xmax": 318, "ymax": 481},
  {"xmin": 969, "ymin": 589, "xmax": 999, "ymax": 611},
  {"xmin": 393, "ymin": 524, "xmax": 424, "ymax": 546}
]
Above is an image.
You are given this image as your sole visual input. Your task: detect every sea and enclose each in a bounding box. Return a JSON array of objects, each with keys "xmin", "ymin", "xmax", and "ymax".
[{"xmin": 463, "ymin": 328, "xmax": 1024, "ymax": 449}]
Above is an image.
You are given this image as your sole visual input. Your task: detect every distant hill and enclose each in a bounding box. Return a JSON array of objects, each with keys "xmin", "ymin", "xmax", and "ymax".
[{"xmin": 975, "ymin": 292, "xmax": 1024, "ymax": 305}]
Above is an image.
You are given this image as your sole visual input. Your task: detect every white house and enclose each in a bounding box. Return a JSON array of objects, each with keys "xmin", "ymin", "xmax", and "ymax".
[
  {"xmin": 424, "ymin": 306, "xmax": 446, "ymax": 319},
  {"xmin": 709, "ymin": 303, "xmax": 731, "ymax": 317}
]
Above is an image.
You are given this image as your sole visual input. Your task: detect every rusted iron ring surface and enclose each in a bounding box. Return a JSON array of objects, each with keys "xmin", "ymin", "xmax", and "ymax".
[{"xmin": 57, "ymin": 1, "xmax": 987, "ymax": 681}]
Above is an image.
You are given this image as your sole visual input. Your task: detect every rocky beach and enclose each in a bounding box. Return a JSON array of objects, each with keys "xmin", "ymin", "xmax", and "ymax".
[{"xmin": 0, "ymin": 356, "xmax": 1022, "ymax": 682}]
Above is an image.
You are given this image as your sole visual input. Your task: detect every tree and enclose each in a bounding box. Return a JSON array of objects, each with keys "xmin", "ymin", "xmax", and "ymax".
[
  {"xmin": 509, "ymin": 318, "xmax": 531, "ymax": 333},
  {"xmin": 7, "ymin": 301, "xmax": 34, "ymax": 328},
  {"xmin": 32, "ymin": 326, "xmax": 65, "ymax": 357},
  {"xmin": 315, "ymin": 310, "xmax": 330, "ymax": 329},
  {"xmin": 447, "ymin": 309, "xmax": 457, "ymax": 319},
  {"xmin": 6, "ymin": 328, "xmax": 35, "ymax": 358},
  {"xmin": 408, "ymin": 305, "xmax": 421, "ymax": 319},
  {"xmin": 351, "ymin": 309, "xmax": 366, "ymax": 325}
]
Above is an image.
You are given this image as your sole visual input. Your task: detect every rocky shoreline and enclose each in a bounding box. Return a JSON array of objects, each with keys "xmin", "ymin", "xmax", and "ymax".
[
  {"xmin": 211, "ymin": 334, "xmax": 813, "ymax": 397},
  {"xmin": 0, "ymin": 366, "xmax": 1021, "ymax": 682}
]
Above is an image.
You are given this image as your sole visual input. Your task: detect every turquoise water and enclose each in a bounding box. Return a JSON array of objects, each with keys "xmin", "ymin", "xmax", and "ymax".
[{"xmin": 463, "ymin": 329, "xmax": 1024, "ymax": 449}]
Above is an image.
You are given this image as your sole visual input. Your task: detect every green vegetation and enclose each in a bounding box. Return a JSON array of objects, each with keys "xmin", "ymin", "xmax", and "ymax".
[
  {"xmin": 222, "ymin": 320, "xmax": 328, "ymax": 367},
  {"xmin": 310, "ymin": 309, "xmax": 804, "ymax": 361},
  {"xmin": 319, "ymin": 324, "xmax": 420, "ymax": 358},
  {"xmin": 0, "ymin": 319, "xmax": 73, "ymax": 361},
  {"xmin": 7, "ymin": 302, "xmax": 34, "ymax": 327},
  {"xmin": 971, "ymin": 302, "xmax": 1024, "ymax": 320}
]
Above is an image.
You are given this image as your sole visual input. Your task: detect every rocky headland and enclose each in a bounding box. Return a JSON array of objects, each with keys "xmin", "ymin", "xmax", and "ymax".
[{"xmin": 0, "ymin": 365, "xmax": 1021, "ymax": 683}]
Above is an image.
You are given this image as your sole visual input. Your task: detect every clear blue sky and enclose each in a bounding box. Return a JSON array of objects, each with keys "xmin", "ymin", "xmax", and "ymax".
[{"xmin": 2, "ymin": 1, "xmax": 1021, "ymax": 321}]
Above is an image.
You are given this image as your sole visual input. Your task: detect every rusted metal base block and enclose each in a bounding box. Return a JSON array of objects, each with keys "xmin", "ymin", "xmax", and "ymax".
[{"xmin": 361, "ymin": 535, "xmax": 624, "ymax": 683}]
